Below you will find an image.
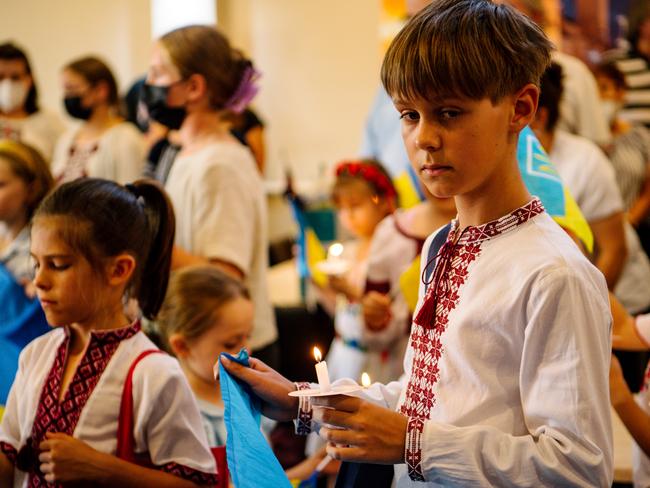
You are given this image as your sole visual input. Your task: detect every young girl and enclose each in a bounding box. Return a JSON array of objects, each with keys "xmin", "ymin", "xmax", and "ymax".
[
  {"xmin": 322, "ymin": 159, "xmax": 397, "ymax": 382},
  {"xmin": 51, "ymin": 56, "xmax": 145, "ymax": 184},
  {"xmin": 0, "ymin": 140, "xmax": 53, "ymax": 407},
  {"xmin": 0, "ymin": 43, "xmax": 65, "ymax": 162},
  {"xmin": 157, "ymin": 265, "xmax": 253, "ymax": 447},
  {"xmin": 141, "ymin": 25, "xmax": 278, "ymax": 368},
  {"xmin": 0, "ymin": 178, "xmax": 217, "ymax": 486},
  {"xmin": 362, "ymin": 184, "xmax": 456, "ymax": 382}
]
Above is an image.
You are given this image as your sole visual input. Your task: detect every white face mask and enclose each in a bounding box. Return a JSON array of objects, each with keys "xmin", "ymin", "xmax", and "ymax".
[
  {"xmin": 0, "ymin": 79, "xmax": 29, "ymax": 114},
  {"xmin": 600, "ymin": 99, "xmax": 622, "ymax": 125}
]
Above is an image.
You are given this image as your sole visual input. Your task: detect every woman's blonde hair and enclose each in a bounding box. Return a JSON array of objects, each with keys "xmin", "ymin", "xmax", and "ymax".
[
  {"xmin": 160, "ymin": 25, "xmax": 253, "ymax": 110},
  {"xmin": 157, "ymin": 266, "xmax": 250, "ymax": 351},
  {"xmin": 0, "ymin": 139, "xmax": 53, "ymax": 219}
]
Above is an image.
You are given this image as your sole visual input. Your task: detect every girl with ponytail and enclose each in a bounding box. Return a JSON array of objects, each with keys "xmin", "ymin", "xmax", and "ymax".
[
  {"xmin": 141, "ymin": 25, "xmax": 278, "ymax": 367},
  {"xmin": 0, "ymin": 178, "xmax": 218, "ymax": 487}
]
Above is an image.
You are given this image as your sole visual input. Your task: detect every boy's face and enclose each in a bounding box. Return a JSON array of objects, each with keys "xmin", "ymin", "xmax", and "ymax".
[{"xmin": 394, "ymin": 95, "xmax": 517, "ymax": 200}]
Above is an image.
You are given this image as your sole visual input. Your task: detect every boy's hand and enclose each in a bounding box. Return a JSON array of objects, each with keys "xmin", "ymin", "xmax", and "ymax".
[
  {"xmin": 312, "ymin": 395, "xmax": 407, "ymax": 464},
  {"xmin": 362, "ymin": 292, "xmax": 392, "ymax": 331},
  {"xmin": 610, "ymin": 355, "xmax": 634, "ymax": 408},
  {"xmin": 38, "ymin": 432, "xmax": 107, "ymax": 483},
  {"xmin": 220, "ymin": 356, "xmax": 299, "ymax": 421}
]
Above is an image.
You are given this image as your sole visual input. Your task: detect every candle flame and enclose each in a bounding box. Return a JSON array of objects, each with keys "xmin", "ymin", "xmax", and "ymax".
[
  {"xmin": 313, "ymin": 346, "xmax": 322, "ymax": 363},
  {"xmin": 328, "ymin": 242, "xmax": 344, "ymax": 258},
  {"xmin": 371, "ymin": 195, "xmax": 379, "ymax": 205},
  {"xmin": 361, "ymin": 372, "xmax": 371, "ymax": 387}
]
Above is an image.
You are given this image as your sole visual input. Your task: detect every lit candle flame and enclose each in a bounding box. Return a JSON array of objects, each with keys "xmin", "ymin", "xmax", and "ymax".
[
  {"xmin": 361, "ymin": 372, "xmax": 371, "ymax": 388},
  {"xmin": 328, "ymin": 242, "xmax": 344, "ymax": 259},
  {"xmin": 313, "ymin": 346, "xmax": 322, "ymax": 363},
  {"xmin": 371, "ymin": 195, "xmax": 379, "ymax": 205}
]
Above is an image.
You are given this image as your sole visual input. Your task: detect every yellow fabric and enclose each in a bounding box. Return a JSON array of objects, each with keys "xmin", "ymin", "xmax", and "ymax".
[
  {"xmin": 399, "ymin": 256, "xmax": 422, "ymax": 313},
  {"xmin": 552, "ymin": 187, "xmax": 594, "ymax": 254},
  {"xmin": 305, "ymin": 228, "xmax": 328, "ymax": 287},
  {"xmin": 393, "ymin": 171, "xmax": 421, "ymax": 209}
]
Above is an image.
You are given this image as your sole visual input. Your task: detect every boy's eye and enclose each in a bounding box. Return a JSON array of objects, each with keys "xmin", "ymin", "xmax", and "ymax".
[
  {"xmin": 399, "ymin": 111, "xmax": 419, "ymax": 122},
  {"xmin": 439, "ymin": 109, "xmax": 461, "ymax": 120}
]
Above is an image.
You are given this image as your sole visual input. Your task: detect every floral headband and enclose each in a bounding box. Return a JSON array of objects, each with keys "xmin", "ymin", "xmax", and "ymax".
[
  {"xmin": 224, "ymin": 65, "xmax": 261, "ymax": 114},
  {"xmin": 335, "ymin": 161, "xmax": 397, "ymax": 199}
]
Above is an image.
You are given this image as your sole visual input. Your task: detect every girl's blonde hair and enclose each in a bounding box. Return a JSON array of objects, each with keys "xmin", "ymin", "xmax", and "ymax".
[
  {"xmin": 157, "ymin": 266, "xmax": 250, "ymax": 351},
  {"xmin": 0, "ymin": 139, "xmax": 53, "ymax": 219},
  {"xmin": 160, "ymin": 25, "xmax": 253, "ymax": 111}
]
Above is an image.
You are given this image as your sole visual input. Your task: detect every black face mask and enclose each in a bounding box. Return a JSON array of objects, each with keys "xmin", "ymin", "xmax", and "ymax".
[
  {"xmin": 64, "ymin": 96, "xmax": 93, "ymax": 120},
  {"xmin": 139, "ymin": 82, "xmax": 186, "ymax": 130}
]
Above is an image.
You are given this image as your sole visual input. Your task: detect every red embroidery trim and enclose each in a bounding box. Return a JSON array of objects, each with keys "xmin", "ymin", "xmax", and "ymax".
[
  {"xmin": 295, "ymin": 382, "xmax": 313, "ymax": 435},
  {"xmin": 27, "ymin": 322, "xmax": 141, "ymax": 486},
  {"xmin": 0, "ymin": 441, "xmax": 17, "ymax": 464},
  {"xmin": 405, "ymin": 417, "xmax": 426, "ymax": 481},
  {"xmin": 401, "ymin": 199, "xmax": 544, "ymax": 421},
  {"xmin": 161, "ymin": 461, "xmax": 219, "ymax": 486}
]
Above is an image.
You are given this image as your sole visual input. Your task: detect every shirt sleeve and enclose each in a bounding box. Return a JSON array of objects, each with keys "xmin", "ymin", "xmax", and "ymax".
[
  {"xmin": 133, "ymin": 354, "xmax": 218, "ymax": 485},
  {"xmin": 192, "ymin": 161, "xmax": 256, "ymax": 274},
  {"xmin": 406, "ymin": 267, "xmax": 613, "ymax": 486}
]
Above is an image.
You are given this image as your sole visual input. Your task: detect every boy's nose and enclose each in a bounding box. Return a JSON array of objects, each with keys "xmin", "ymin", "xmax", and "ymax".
[{"xmin": 415, "ymin": 121, "xmax": 442, "ymax": 152}]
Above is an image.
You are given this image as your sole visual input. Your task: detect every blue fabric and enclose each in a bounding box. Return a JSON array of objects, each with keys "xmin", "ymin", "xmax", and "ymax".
[
  {"xmin": 0, "ymin": 264, "xmax": 50, "ymax": 404},
  {"xmin": 219, "ymin": 349, "xmax": 291, "ymax": 488}
]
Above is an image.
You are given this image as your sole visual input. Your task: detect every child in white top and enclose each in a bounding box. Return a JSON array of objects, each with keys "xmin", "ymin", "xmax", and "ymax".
[
  {"xmin": 320, "ymin": 159, "xmax": 397, "ymax": 383},
  {"xmin": 51, "ymin": 56, "xmax": 145, "ymax": 185},
  {"xmin": 141, "ymin": 25, "xmax": 278, "ymax": 361},
  {"xmin": 0, "ymin": 178, "xmax": 217, "ymax": 487},
  {"xmin": 223, "ymin": 1, "xmax": 612, "ymax": 485}
]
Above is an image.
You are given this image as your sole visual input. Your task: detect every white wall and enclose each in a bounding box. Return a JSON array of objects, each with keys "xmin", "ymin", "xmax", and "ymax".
[
  {"xmin": 219, "ymin": 0, "xmax": 383, "ymax": 192},
  {"xmin": 0, "ymin": 0, "xmax": 152, "ymax": 121}
]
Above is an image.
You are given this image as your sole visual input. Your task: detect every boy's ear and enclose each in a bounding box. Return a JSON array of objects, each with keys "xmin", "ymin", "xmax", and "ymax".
[
  {"xmin": 510, "ymin": 83, "xmax": 540, "ymax": 132},
  {"xmin": 106, "ymin": 253, "xmax": 137, "ymax": 286},
  {"xmin": 168, "ymin": 333, "xmax": 190, "ymax": 358}
]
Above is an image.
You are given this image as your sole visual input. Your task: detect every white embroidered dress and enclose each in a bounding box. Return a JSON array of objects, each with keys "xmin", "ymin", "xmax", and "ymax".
[
  {"xmin": 298, "ymin": 199, "xmax": 613, "ymax": 487},
  {"xmin": 0, "ymin": 322, "xmax": 217, "ymax": 487}
]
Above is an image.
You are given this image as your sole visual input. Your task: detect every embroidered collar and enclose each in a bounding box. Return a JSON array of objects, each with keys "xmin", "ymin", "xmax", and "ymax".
[
  {"xmin": 451, "ymin": 197, "xmax": 544, "ymax": 246},
  {"xmin": 64, "ymin": 319, "xmax": 141, "ymax": 345}
]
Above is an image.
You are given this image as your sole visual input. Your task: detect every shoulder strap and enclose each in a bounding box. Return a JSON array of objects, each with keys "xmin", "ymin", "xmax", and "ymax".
[
  {"xmin": 424, "ymin": 223, "xmax": 452, "ymax": 291},
  {"xmin": 116, "ymin": 349, "xmax": 163, "ymax": 463}
]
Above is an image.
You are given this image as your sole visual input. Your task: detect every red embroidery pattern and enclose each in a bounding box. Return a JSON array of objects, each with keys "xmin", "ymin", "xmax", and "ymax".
[
  {"xmin": 405, "ymin": 417, "xmax": 426, "ymax": 481},
  {"xmin": 161, "ymin": 461, "xmax": 219, "ymax": 486},
  {"xmin": 401, "ymin": 198, "xmax": 544, "ymax": 481},
  {"xmin": 641, "ymin": 363, "xmax": 650, "ymax": 393},
  {"xmin": 0, "ymin": 441, "xmax": 17, "ymax": 464},
  {"xmin": 26, "ymin": 323, "xmax": 140, "ymax": 487},
  {"xmin": 295, "ymin": 382, "xmax": 313, "ymax": 435}
]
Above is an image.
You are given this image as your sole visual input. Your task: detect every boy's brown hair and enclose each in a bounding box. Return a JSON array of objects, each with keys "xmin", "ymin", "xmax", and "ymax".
[{"xmin": 381, "ymin": 0, "xmax": 553, "ymax": 103}]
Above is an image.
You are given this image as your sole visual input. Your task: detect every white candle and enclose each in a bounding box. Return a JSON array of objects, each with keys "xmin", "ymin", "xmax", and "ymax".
[{"xmin": 313, "ymin": 346, "xmax": 331, "ymax": 392}]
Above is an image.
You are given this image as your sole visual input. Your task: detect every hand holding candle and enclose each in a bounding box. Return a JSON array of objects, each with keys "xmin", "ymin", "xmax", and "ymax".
[
  {"xmin": 316, "ymin": 242, "xmax": 350, "ymax": 276},
  {"xmin": 313, "ymin": 346, "xmax": 331, "ymax": 392}
]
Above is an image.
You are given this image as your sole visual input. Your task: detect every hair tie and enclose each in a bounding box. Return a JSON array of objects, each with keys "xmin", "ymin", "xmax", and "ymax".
[
  {"xmin": 125, "ymin": 183, "xmax": 145, "ymax": 207},
  {"xmin": 224, "ymin": 65, "xmax": 261, "ymax": 114}
]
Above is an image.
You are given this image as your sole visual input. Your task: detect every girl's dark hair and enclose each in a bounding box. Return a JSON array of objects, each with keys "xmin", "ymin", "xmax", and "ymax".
[
  {"xmin": 594, "ymin": 62, "xmax": 627, "ymax": 90},
  {"xmin": 65, "ymin": 56, "xmax": 120, "ymax": 107},
  {"xmin": 157, "ymin": 266, "xmax": 250, "ymax": 352},
  {"xmin": 34, "ymin": 178, "xmax": 175, "ymax": 319},
  {"xmin": 0, "ymin": 42, "xmax": 38, "ymax": 114},
  {"xmin": 538, "ymin": 62, "xmax": 564, "ymax": 132}
]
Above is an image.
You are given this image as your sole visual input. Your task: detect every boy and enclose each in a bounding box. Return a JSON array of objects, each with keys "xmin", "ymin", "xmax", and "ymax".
[{"xmin": 223, "ymin": 0, "xmax": 613, "ymax": 485}]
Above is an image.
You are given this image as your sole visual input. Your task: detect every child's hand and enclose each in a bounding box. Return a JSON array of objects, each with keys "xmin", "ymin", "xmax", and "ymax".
[
  {"xmin": 38, "ymin": 432, "xmax": 107, "ymax": 484},
  {"xmin": 610, "ymin": 355, "xmax": 633, "ymax": 408},
  {"xmin": 362, "ymin": 291, "xmax": 391, "ymax": 331},
  {"xmin": 220, "ymin": 355, "xmax": 299, "ymax": 421},
  {"xmin": 327, "ymin": 275, "xmax": 359, "ymax": 301},
  {"xmin": 312, "ymin": 395, "xmax": 407, "ymax": 464}
]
